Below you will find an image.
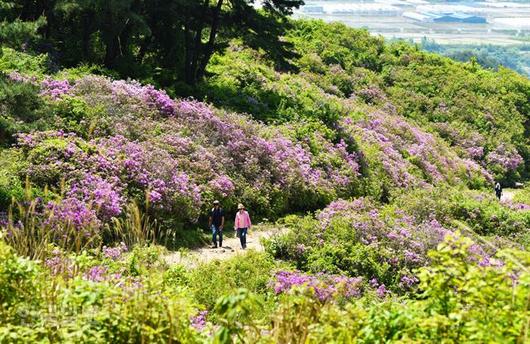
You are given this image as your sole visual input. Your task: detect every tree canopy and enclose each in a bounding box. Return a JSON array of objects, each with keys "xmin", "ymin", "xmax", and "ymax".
[{"xmin": 2, "ymin": 0, "xmax": 303, "ymax": 85}]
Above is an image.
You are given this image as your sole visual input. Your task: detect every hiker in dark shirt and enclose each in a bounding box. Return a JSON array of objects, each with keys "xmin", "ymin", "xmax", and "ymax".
[
  {"xmin": 208, "ymin": 200, "xmax": 224, "ymax": 248},
  {"xmin": 495, "ymin": 182, "xmax": 502, "ymax": 200}
]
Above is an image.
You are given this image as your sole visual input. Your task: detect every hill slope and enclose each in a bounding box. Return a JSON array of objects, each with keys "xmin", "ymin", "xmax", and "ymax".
[{"xmin": 0, "ymin": 19, "xmax": 530, "ymax": 343}]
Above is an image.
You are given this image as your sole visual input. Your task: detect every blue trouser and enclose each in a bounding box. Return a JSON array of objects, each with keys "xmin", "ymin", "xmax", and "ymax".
[
  {"xmin": 237, "ymin": 228, "xmax": 248, "ymax": 248},
  {"xmin": 211, "ymin": 225, "xmax": 222, "ymax": 247}
]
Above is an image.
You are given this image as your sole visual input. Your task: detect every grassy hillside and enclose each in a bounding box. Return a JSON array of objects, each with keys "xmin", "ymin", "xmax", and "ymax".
[
  {"xmin": 0, "ymin": 19, "xmax": 530, "ymax": 343},
  {"xmin": 201, "ymin": 21, "xmax": 530, "ymax": 184}
]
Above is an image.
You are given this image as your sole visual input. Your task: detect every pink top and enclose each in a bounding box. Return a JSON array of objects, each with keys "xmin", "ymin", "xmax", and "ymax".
[{"xmin": 234, "ymin": 210, "xmax": 251, "ymax": 229}]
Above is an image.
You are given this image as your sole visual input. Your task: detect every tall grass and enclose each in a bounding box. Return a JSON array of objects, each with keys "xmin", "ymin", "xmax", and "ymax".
[
  {"xmin": 0, "ymin": 181, "xmax": 159, "ymax": 259},
  {"xmin": 1, "ymin": 183, "xmax": 99, "ymax": 259},
  {"xmin": 108, "ymin": 202, "xmax": 158, "ymax": 247}
]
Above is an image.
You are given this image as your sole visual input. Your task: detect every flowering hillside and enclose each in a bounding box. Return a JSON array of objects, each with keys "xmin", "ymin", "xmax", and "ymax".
[
  {"xmin": 0, "ymin": 70, "xmax": 498, "ymax": 240},
  {"xmin": 0, "ymin": 18, "xmax": 530, "ymax": 343}
]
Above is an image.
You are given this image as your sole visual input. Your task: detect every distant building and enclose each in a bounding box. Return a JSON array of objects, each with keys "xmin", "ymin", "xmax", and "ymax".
[
  {"xmin": 403, "ymin": 11, "xmax": 487, "ymax": 23},
  {"xmin": 433, "ymin": 13, "xmax": 487, "ymax": 23}
]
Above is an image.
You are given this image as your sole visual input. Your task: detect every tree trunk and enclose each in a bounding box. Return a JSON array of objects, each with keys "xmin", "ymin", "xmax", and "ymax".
[
  {"xmin": 188, "ymin": 28, "xmax": 203, "ymax": 84},
  {"xmin": 104, "ymin": 35, "xmax": 120, "ymax": 68},
  {"xmin": 183, "ymin": 23, "xmax": 195, "ymax": 85},
  {"xmin": 196, "ymin": 0, "xmax": 223, "ymax": 81},
  {"xmin": 182, "ymin": 0, "xmax": 210, "ymax": 85},
  {"xmin": 81, "ymin": 13, "xmax": 92, "ymax": 59}
]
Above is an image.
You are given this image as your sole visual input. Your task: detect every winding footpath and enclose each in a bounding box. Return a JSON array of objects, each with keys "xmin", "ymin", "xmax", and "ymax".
[
  {"xmin": 164, "ymin": 224, "xmax": 285, "ymax": 268},
  {"xmin": 501, "ymin": 189, "xmax": 517, "ymax": 203}
]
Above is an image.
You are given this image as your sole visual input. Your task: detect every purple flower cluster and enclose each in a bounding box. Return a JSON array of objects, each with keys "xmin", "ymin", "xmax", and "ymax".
[
  {"xmin": 369, "ymin": 278, "xmax": 389, "ymax": 298},
  {"xmin": 317, "ymin": 198, "xmax": 371, "ymax": 229},
  {"xmin": 400, "ymin": 275, "xmax": 419, "ymax": 288},
  {"xmin": 18, "ymin": 131, "xmax": 203, "ymax": 223},
  {"xmin": 272, "ymin": 270, "xmax": 363, "ymax": 302},
  {"xmin": 7, "ymin": 71, "xmax": 38, "ymax": 84},
  {"xmin": 40, "ymin": 79, "xmax": 71, "ymax": 99},
  {"xmin": 208, "ymin": 175, "xmax": 235, "ymax": 197},
  {"xmin": 317, "ymin": 199, "xmax": 456, "ymax": 269},
  {"xmin": 103, "ymin": 242, "xmax": 128, "ymax": 260},
  {"xmin": 434, "ymin": 123, "xmax": 486, "ymax": 161},
  {"xmin": 85, "ymin": 265, "xmax": 108, "ymax": 282},
  {"xmin": 486, "ymin": 144, "xmax": 523, "ymax": 172},
  {"xmin": 190, "ymin": 310, "xmax": 208, "ymax": 331},
  {"xmin": 344, "ymin": 113, "xmax": 491, "ymax": 187},
  {"xmin": 68, "ymin": 173, "xmax": 124, "ymax": 220},
  {"xmin": 141, "ymin": 85, "xmax": 176, "ymax": 116},
  {"xmin": 356, "ymin": 86, "xmax": 386, "ymax": 104},
  {"xmin": 107, "ymin": 79, "xmax": 175, "ymax": 116},
  {"xmin": 45, "ymin": 250, "xmax": 73, "ymax": 277},
  {"xmin": 46, "ymin": 197, "xmax": 100, "ymax": 232},
  {"xmin": 16, "ymin": 75, "xmax": 367, "ymax": 230}
]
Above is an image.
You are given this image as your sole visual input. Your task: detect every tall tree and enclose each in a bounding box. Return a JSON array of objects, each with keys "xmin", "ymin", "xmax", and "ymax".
[
  {"xmin": 56, "ymin": 0, "xmax": 149, "ymax": 69},
  {"xmin": 180, "ymin": 0, "xmax": 303, "ymax": 85}
]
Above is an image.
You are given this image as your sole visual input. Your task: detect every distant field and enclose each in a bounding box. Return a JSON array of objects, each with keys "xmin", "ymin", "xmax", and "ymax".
[{"xmin": 294, "ymin": 13, "xmax": 527, "ymax": 45}]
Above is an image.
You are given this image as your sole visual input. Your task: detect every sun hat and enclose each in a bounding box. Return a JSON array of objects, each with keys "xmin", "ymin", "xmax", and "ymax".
[
  {"xmin": 237, "ymin": 203, "xmax": 245, "ymax": 209},
  {"xmin": 213, "ymin": 200, "xmax": 220, "ymax": 204}
]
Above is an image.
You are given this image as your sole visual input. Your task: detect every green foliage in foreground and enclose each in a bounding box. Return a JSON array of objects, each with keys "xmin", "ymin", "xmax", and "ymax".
[
  {"xmin": 0, "ymin": 234, "xmax": 529, "ymax": 343},
  {"xmin": 514, "ymin": 185, "xmax": 530, "ymax": 205}
]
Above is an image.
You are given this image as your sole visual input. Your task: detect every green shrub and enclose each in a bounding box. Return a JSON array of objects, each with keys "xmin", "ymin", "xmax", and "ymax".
[
  {"xmin": 0, "ymin": 149, "xmax": 25, "ymax": 208},
  {"xmin": 0, "ymin": 48, "xmax": 48, "ymax": 75},
  {"xmin": 187, "ymin": 251, "xmax": 277, "ymax": 310},
  {"xmin": 0, "ymin": 75, "xmax": 48, "ymax": 145},
  {"xmin": 513, "ymin": 185, "xmax": 530, "ymax": 205},
  {"xmin": 0, "ymin": 241, "xmax": 42, "ymax": 317}
]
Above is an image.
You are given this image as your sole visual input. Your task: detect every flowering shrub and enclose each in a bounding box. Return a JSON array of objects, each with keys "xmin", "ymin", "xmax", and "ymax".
[
  {"xmin": 343, "ymin": 112, "xmax": 492, "ymax": 189},
  {"xmin": 7, "ymin": 75, "xmax": 371, "ymax": 234},
  {"xmin": 102, "ymin": 242, "xmax": 128, "ymax": 260},
  {"xmin": 190, "ymin": 310, "xmax": 208, "ymax": 331},
  {"xmin": 272, "ymin": 270, "xmax": 363, "ymax": 302},
  {"xmin": 40, "ymin": 79, "xmax": 71, "ymax": 99},
  {"xmin": 45, "ymin": 197, "xmax": 101, "ymax": 234},
  {"xmin": 265, "ymin": 194, "xmax": 505, "ymax": 290},
  {"xmin": 486, "ymin": 144, "xmax": 524, "ymax": 175}
]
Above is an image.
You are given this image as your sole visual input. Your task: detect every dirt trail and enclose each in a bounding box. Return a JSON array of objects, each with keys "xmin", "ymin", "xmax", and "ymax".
[
  {"xmin": 164, "ymin": 225, "xmax": 285, "ymax": 268},
  {"xmin": 501, "ymin": 189, "xmax": 517, "ymax": 203}
]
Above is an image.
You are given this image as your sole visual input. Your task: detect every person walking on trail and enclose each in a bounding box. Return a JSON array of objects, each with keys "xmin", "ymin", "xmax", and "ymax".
[
  {"xmin": 495, "ymin": 182, "xmax": 502, "ymax": 200},
  {"xmin": 209, "ymin": 200, "xmax": 224, "ymax": 248},
  {"xmin": 234, "ymin": 203, "xmax": 251, "ymax": 249}
]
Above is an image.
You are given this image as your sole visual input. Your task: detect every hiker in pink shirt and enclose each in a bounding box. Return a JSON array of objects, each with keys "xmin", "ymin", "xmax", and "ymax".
[{"xmin": 234, "ymin": 203, "xmax": 251, "ymax": 249}]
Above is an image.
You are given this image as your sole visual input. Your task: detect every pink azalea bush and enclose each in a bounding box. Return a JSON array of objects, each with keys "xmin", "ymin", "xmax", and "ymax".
[
  {"xmin": 343, "ymin": 112, "xmax": 492, "ymax": 189},
  {"xmin": 267, "ymin": 197, "xmax": 496, "ymax": 291},
  {"xmin": 14, "ymin": 76, "xmax": 368, "ymax": 232},
  {"xmin": 272, "ymin": 270, "xmax": 363, "ymax": 302}
]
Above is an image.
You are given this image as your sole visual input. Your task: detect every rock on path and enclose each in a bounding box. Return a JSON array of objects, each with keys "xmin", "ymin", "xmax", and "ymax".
[{"xmin": 164, "ymin": 225, "xmax": 285, "ymax": 268}]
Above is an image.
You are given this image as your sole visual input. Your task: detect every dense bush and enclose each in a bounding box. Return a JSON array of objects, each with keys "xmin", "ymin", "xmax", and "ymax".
[
  {"xmin": 266, "ymin": 186, "xmax": 530, "ymax": 290},
  {"xmin": 1, "ymin": 232, "xmax": 529, "ymax": 343}
]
